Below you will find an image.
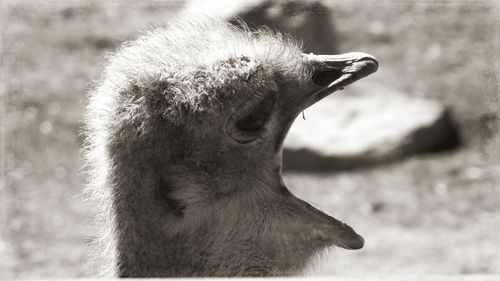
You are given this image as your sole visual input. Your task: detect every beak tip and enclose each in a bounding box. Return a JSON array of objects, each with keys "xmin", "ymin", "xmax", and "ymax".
[
  {"xmin": 353, "ymin": 52, "xmax": 379, "ymax": 74},
  {"xmin": 338, "ymin": 232, "xmax": 364, "ymax": 250},
  {"xmin": 366, "ymin": 58, "xmax": 379, "ymax": 74},
  {"xmin": 350, "ymin": 234, "xmax": 365, "ymax": 249},
  {"xmin": 332, "ymin": 223, "xmax": 365, "ymax": 250}
]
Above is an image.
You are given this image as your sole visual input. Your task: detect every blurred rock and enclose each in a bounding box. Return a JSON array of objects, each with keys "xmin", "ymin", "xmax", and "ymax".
[
  {"xmin": 283, "ymin": 83, "xmax": 460, "ymax": 171},
  {"xmin": 183, "ymin": 0, "xmax": 338, "ymax": 54},
  {"xmin": 230, "ymin": 0, "xmax": 338, "ymax": 54},
  {"xmin": 182, "ymin": 0, "xmax": 258, "ymax": 19}
]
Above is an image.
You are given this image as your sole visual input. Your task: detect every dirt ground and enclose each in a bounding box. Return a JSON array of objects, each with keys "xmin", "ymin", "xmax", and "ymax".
[{"xmin": 0, "ymin": 0, "xmax": 499, "ymax": 278}]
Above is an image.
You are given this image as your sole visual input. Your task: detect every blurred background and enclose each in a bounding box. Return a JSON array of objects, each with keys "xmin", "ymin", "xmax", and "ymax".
[{"xmin": 0, "ymin": 0, "xmax": 499, "ymax": 278}]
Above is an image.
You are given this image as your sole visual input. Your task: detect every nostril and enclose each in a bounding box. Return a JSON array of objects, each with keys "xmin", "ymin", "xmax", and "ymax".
[{"xmin": 312, "ymin": 69, "xmax": 344, "ymax": 86}]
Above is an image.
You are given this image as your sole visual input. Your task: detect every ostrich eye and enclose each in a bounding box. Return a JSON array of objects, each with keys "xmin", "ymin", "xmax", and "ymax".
[
  {"xmin": 236, "ymin": 94, "xmax": 275, "ymax": 132},
  {"xmin": 227, "ymin": 92, "xmax": 276, "ymax": 144}
]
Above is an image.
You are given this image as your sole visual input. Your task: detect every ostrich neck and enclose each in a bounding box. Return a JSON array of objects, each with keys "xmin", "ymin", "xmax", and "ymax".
[
  {"xmin": 108, "ymin": 149, "xmax": 174, "ymax": 277},
  {"xmin": 107, "ymin": 141, "xmax": 321, "ymax": 277},
  {"xmin": 110, "ymin": 154, "xmax": 219, "ymax": 277}
]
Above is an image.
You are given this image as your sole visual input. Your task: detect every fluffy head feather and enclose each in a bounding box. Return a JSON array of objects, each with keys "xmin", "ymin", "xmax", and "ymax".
[
  {"xmin": 83, "ymin": 16, "xmax": 375, "ymax": 277},
  {"xmin": 83, "ymin": 17, "xmax": 311, "ymax": 276}
]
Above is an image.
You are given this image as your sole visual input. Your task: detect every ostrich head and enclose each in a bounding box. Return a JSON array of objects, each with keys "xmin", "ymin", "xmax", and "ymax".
[{"xmin": 85, "ymin": 18, "xmax": 377, "ymax": 277}]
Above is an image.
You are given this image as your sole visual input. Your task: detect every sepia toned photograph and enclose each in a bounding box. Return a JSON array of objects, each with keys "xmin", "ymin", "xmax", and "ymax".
[{"xmin": 0, "ymin": 0, "xmax": 499, "ymax": 279}]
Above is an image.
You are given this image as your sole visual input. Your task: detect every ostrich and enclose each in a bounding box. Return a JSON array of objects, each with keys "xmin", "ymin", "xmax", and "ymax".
[{"xmin": 84, "ymin": 18, "xmax": 378, "ymax": 277}]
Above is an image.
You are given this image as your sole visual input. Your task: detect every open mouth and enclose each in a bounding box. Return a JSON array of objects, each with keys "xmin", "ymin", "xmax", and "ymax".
[{"xmin": 286, "ymin": 52, "xmax": 378, "ymax": 250}]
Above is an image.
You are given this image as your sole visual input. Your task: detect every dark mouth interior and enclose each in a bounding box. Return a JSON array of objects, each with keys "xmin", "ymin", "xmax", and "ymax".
[{"xmin": 312, "ymin": 69, "xmax": 344, "ymax": 86}]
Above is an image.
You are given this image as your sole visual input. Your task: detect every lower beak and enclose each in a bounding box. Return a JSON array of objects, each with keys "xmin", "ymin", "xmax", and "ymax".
[{"xmin": 302, "ymin": 52, "xmax": 378, "ymax": 109}]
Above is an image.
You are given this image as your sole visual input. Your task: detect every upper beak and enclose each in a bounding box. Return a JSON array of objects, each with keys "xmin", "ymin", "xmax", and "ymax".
[{"xmin": 302, "ymin": 52, "xmax": 378, "ymax": 109}]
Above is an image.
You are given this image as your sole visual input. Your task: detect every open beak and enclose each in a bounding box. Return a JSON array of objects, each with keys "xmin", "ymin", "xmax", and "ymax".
[
  {"xmin": 302, "ymin": 52, "xmax": 378, "ymax": 109},
  {"xmin": 276, "ymin": 52, "xmax": 378, "ymax": 251}
]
